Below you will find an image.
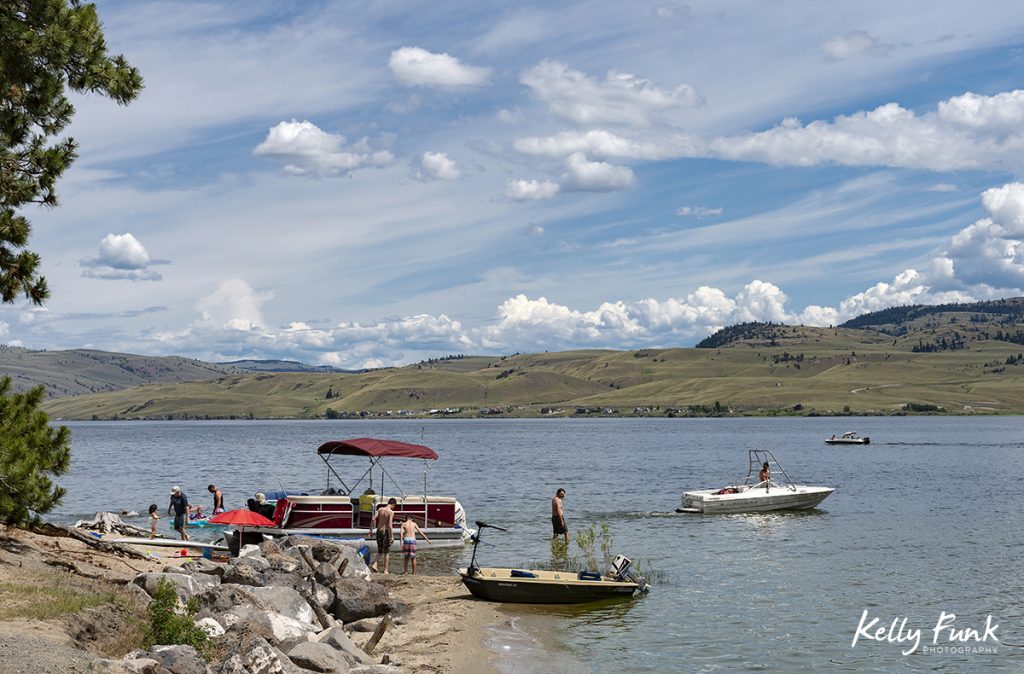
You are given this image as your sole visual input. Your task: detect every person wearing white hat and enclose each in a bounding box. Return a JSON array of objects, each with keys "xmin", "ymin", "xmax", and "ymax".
[{"xmin": 168, "ymin": 485, "xmax": 190, "ymax": 541}]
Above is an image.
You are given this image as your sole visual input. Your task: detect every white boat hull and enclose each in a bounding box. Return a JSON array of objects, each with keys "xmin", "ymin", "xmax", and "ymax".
[{"xmin": 681, "ymin": 486, "xmax": 834, "ymax": 514}]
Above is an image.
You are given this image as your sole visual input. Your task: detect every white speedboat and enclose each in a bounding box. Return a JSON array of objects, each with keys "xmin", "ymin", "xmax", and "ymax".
[
  {"xmin": 678, "ymin": 449, "xmax": 834, "ymax": 514},
  {"xmin": 825, "ymin": 431, "xmax": 870, "ymax": 445}
]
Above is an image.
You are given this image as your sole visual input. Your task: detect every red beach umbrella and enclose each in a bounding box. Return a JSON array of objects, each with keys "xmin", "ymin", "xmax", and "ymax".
[{"xmin": 209, "ymin": 509, "xmax": 275, "ymax": 554}]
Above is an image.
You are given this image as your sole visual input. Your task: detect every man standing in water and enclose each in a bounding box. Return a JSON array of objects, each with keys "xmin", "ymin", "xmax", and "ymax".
[
  {"xmin": 371, "ymin": 498, "xmax": 397, "ymax": 574},
  {"xmin": 168, "ymin": 486, "xmax": 189, "ymax": 541},
  {"xmin": 208, "ymin": 484, "xmax": 225, "ymax": 514},
  {"xmin": 551, "ymin": 488, "xmax": 568, "ymax": 543}
]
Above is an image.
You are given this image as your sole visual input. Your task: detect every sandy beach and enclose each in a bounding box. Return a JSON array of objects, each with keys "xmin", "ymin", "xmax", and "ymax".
[{"xmin": 0, "ymin": 524, "xmax": 507, "ymax": 673}]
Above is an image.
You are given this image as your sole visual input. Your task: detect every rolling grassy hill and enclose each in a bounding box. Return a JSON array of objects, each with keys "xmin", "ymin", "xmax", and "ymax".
[
  {"xmin": 0, "ymin": 346, "xmax": 238, "ymax": 398},
  {"xmin": 34, "ymin": 298, "xmax": 1024, "ymax": 419}
]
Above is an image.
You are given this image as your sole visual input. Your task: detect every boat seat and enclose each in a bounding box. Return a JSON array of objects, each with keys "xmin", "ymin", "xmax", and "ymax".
[
  {"xmin": 510, "ymin": 570, "xmax": 537, "ymax": 578},
  {"xmin": 577, "ymin": 571, "xmax": 602, "ymax": 581}
]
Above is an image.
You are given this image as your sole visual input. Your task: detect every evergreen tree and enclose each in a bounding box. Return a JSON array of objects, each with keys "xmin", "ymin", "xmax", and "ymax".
[
  {"xmin": 0, "ymin": 377, "xmax": 71, "ymax": 524},
  {"xmin": 1, "ymin": 0, "xmax": 143, "ymax": 303}
]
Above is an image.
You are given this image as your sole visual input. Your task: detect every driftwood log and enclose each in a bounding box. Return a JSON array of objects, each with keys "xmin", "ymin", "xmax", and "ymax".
[
  {"xmin": 33, "ymin": 522, "xmax": 149, "ymax": 561},
  {"xmin": 299, "ymin": 586, "xmax": 335, "ymax": 629},
  {"xmin": 362, "ymin": 614, "xmax": 393, "ymax": 655}
]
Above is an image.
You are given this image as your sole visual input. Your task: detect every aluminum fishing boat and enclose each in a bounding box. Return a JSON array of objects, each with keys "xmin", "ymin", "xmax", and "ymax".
[
  {"xmin": 825, "ymin": 431, "xmax": 870, "ymax": 445},
  {"xmin": 678, "ymin": 449, "xmax": 834, "ymax": 514},
  {"xmin": 241, "ymin": 438, "xmax": 472, "ymax": 551},
  {"xmin": 459, "ymin": 522, "xmax": 649, "ymax": 604}
]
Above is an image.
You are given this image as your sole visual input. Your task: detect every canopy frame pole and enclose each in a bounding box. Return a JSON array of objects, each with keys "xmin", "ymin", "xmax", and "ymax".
[
  {"xmin": 319, "ymin": 453, "xmax": 353, "ymax": 494},
  {"xmin": 375, "ymin": 460, "xmax": 408, "ymax": 499}
]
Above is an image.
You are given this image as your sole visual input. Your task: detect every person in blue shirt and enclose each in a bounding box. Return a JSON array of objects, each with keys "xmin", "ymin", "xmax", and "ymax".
[{"xmin": 168, "ymin": 485, "xmax": 189, "ymax": 541}]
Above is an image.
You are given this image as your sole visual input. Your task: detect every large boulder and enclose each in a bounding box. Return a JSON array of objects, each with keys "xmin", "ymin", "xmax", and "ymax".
[
  {"xmin": 134, "ymin": 572, "xmax": 202, "ymax": 602},
  {"xmin": 280, "ymin": 540, "xmax": 369, "ymax": 582},
  {"xmin": 286, "ymin": 641, "xmax": 350, "ymax": 673},
  {"xmin": 266, "ymin": 553, "xmax": 302, "ymax": 575},
  {"xmin": 194, "ymin": 584, "xmax": 272, "ymax": 614},
  {"xmin": 218, "ymin": 633, "xmax": 308, "ymax": 674},
  {"xmin": 149, "ymin": 645, "xmax": 210, "ymax": 674},
  {"xmin": 240, "ymin": 586, "xmax": 315, "ymax": 624},
  {"xmin": 221, "ymin": 608, "xmax": 319, "ymax": 645},
  {"xmin": 317, "ymin": 627, "xmax": 374, "ymax": 666},
  {"xmin": 329, "ymin": 579, "xmax": 400, "ymax": 623},
  {"xmin": 258, "ymin": 539, "xmax": 283, "ymax": 557},
  {"xmin": 195, "ymin": 617, "xmax": 225, "ymax": 638},
  {"xmin": 222, "ymin": 559, "xmax": 267, "ymax": 587},
  {"xmin": 94, "ymin": 656, "xmax": 171, "ymax": 674},
  {"xmin": 181, "ymin": 558, "xmax": 227, "ymax": 579}
]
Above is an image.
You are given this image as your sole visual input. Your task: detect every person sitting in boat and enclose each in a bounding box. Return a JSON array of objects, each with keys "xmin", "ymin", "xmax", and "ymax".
[
  {"xmin": 188, "ymin": 504, "xmax": 205, "ymax": 521},
  {"xmin": 759, "ymin": 462, "xmax": 771, "ymax": 491},
  {"xmin": 400, "ymin": 514, "xmax": 431, "ymax": 575}
]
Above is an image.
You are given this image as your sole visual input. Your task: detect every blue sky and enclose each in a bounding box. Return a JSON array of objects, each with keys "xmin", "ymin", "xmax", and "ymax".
[{"xmin": 3, "ymin": 0, "xmax": 1024, "ymax": 368}]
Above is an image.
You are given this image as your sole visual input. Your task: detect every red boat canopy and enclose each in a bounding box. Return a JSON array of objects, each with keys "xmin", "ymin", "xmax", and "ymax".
[{"xmin": 317, "ymin": 438, "xmax": 439, "ymax": 460}]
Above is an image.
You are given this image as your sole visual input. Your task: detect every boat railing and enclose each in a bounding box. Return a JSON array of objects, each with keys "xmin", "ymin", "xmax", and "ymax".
[{"xmin": 743, "ymin": 449, "xmax": 798, "ymax": 491}]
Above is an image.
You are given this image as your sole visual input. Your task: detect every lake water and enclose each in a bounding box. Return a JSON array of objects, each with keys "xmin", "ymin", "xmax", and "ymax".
[{"xmin": 52, "ymin": 417, "xmax": 1024, "ymax": 672}]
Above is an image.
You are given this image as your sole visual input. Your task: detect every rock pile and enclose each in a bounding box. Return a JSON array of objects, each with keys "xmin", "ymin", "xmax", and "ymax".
[{"xmin": 101, "ymin": 537, "xmax": 407, "ymax": 673}]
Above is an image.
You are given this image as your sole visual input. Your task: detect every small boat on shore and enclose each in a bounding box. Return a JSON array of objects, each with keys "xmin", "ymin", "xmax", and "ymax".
[
  {"xmin": 825, "ymin": 431, "xmax": 870, "ymax": 445},
  {"xmin": 239, "ymin": 438, "xmax": 472, "ymax": 552},
  {"xmin": 459, "ymin": 522, "xmax": 649, "ymax": 604},
  {"xmin": 678, "ymin": 449, "xmax": 834, "ymax": 514}
]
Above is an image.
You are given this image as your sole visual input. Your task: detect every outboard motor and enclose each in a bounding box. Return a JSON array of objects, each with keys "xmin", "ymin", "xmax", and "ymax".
[
  {"xmin": 608, "ymin": 554, "xmax": 634, "ymax": 581},
  {"xmin": 607, "ymin": 554, "xmax": 651, "ymax": 593}
]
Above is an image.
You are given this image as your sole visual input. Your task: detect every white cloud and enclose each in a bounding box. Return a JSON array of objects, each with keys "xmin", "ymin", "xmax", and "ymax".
[
  {"xmin": 196, "ymin": 279, "xmax": 271, "ymax": 331},
  {"xmin": 80, "ymin": 233, "xmax": 164, "ymax": 281},
  {"xmin": 388, "ymin": 47, "xmax": 490, "ymax": 88},
  {"xmin": 679, "ymin": 90, "xmax": 1024, "ymax": 171},
  {"xmin": 937, "ymin": 90, "xmax": 1024, "ymax": 134},
  {"xmin": 253, "ymin": 120, "xmax": 394, "ymax": 177},
  {"xmin": 529, "ymin": 224, "xmax": 545, "ymax": 237},
  {"xmin": 563, "ymin": 152, "xmax": 635, "ymax": 191},
  {"xmin": 653, "ymin": 2, "xmax": 691, "ymax": 21},
  {"xmin": 677, "ymin": 206, "xmax": 724, "ymax": 217},
  {"xmin": 520, "ymin": 60, "xmax": 702, "ymax": 126},
  {"xmin": 821, "ymin": 30, "xmax": 886, "ymax": 60},
  {"xmin": 926, "ymin": 183, "xmax": 958, "ymax": 192},
  {"xmin": 836, "ymin": 182, "xmax": 1024, "ymax": 313},
  {"xmin": 514, "ymin": 129, "xmax": 671, "ymax": 160},
  {"xmin": 512, "ymin": 89, "xmax": 1024, "ymax": 173},
  {"xmin": 979, "ymin": 182, "xmax": 1024, "ymax": 235},
  {"xmin": 419, "ymin": 151, "xmax": 461, "ymax": 180},
  {"xmin": 496, "ymin": 107, "xmax": 524, "ymax": 124},
  {"xmin": 506, "ymin": 179, "xmax": 561, "ymax": 200}
]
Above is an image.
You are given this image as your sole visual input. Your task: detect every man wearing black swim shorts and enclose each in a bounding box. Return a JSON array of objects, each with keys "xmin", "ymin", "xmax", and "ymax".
[
  {"xmin": 551, "ymin": 488, "xmax": 568, "ymax": 543},
  {"xmin": 371, "ymin": 497, "xmax": 397, "ymax": 573}
]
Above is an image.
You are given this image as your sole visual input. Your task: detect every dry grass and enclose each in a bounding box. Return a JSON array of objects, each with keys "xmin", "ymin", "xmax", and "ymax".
[{"xmin": 0, "ymin": 569, "xmax": 120, "ymax": 621}]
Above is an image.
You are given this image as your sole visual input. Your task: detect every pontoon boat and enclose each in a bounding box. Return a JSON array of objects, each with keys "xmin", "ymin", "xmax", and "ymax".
[
  {"xmin": 826, "ymin": 431, "xmax": 870, "ymax": 444},
  {"xmin": 240, "ymin": 438, "xmax": 472, "ymax": 551}
]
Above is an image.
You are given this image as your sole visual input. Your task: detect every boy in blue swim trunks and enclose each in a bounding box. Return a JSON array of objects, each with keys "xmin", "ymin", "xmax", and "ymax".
[{"xmin": 400, "ymin": 514, "xmax": 431, "ymax": 575}]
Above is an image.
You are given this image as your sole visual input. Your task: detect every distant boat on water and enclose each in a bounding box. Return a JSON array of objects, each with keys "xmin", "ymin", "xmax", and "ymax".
[{"xmin": 825, "ymin": 431, "xmax": 870, "ymax": 445}]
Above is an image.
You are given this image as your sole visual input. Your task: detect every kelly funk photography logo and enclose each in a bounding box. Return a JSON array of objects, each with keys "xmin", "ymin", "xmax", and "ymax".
[{"xmin": 851, "ymin": 610, "xmax": 999, "ymax": 656}]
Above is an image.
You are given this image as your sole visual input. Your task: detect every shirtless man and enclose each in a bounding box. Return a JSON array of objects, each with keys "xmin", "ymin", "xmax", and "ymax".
[
  {"xmin": 370, "ymin": 498, "xmax": 397, "ymax": 573},
  {"xmin": 399, "ymin": 515, "xmax": 431, "ymax": 575},
  {"xmin": 551, "ymin": 488, "xmax": 568, "ymax": 543},
  {"xmin": 208, "ymin": 484, "xmax": 225, "ymax": 514}
]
